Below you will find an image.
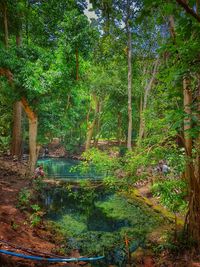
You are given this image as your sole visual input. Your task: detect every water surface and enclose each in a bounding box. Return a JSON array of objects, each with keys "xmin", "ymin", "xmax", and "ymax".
[
  {"xmin": 40, "ymin": 158, "xmax": 164, "ymax": 266},
  {"xmin": 38, "ymin": 158, "xmax": 102, "ymax": 181}
]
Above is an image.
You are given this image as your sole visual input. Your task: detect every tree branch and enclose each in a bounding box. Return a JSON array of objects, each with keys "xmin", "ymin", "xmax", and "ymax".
[{"xmin": 176, "ymin": 0, "xmax": 200, "ymax": 23}]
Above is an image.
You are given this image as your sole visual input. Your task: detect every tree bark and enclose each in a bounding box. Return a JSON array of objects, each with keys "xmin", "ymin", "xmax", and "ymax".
[
  {"xmin": 11, "ymin": 34, "xmax": 23, "ymax": 158},
  {"xmin": 21, "ymin": 97, "xmax": 38, "ymax": 176},
  {"xmin": 11, "ymin": 101, "xmax": 22, "ymax": 157},
  {"xmin": 3, "ymin": 2, "xmax": 9, "ymax": 48},
  {"xmin": 127, "ymin": 25, "xmax": 132, "ymax": 151},
  {"xmin": 117, "ymin": 111, "xmax": 122, "ymax": 145},
  {"xmin": 183, "ymin": 77, "xmax": 200, "ymax": 246},
  {"xmin": 167, "ymin": 13, "xmax": 200, "ymax": 245},
  {"xmin": 85, "ymin": 94, "xmax": 99, "ymax": 151},
  {"xmin": 194, "ymin": 74, "xmax": 200, "ymax": 184},
  {"xmin": 93, "ymin": 100, "xmax": 102, "ymax": 147},
  {"xmin": 75, "ymin": 47, "xmax": 79, "ymax": 81},
  {"xmin": 138, "ymin": 58, "xmax": 159, "ymax": 142},
  {"xmin": 196, "ymin": 0, "xmax": 200, "ymax": 15},
  {"xmin": 183, "ymin": 77, "xmax": 192, "ymax": 158},
  {"xmin": 176, "ymin": 0, "xmax": 200, "ymax": 23}
]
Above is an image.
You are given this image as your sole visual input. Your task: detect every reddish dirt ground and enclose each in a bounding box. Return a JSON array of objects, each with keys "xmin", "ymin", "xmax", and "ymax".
[{"xmin": 0, "ymin": 158, "xmax": 87, "ymax": 267}]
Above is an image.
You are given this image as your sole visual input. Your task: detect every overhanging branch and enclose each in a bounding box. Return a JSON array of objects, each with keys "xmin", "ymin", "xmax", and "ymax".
[{"xmin": 176, "ymin": 0, "xmax": 200, "ymax": 23}]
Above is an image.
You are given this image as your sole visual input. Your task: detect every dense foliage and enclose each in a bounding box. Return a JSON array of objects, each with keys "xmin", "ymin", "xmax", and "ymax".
[{"xmin": 0, "ymin": 0, "xmax": 200, "ymax": 251}]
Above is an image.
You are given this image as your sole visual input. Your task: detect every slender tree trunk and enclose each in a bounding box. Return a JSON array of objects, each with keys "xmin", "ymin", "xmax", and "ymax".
[
  {"xmin": 127, "ymin": 29, "xmax": 132, "ymax": 151},
  {"xmin": 138, "ymin": 58, "xmax": 159, "ymax": 142},
  {"xmin": 21, "ymin": 98, "xmax": 38, "ymax": 176},
  {"xmin": 196, "ymin": 0, "xmax": 200, "ymax": 15},
  {"xmin": 25, "ymin": 0, "xmax": 29, "ymax": 44},
  {"xmin": 183, "ymin": 77, "xmax": 192, "ymax": 162},
  {"xmin": 93, "ymin": 101, "xmax": 102, "ymax": 147},
  {"xmin": 85, "ymin": 95, "xmax": 99, "ymax": 151},
  {"xmin": 16, "ymin": 34, "xmax": 21, "ymax": 46},
  {"xmin": 117, "ymin": 111, "xmax": 122, "ymax": 145},
  {"xmin": 138, "ymin": 95, "xmax": 144, "ymax": 141},
  {"xmin": 75, "ymin": 47, "xmax": 79, "ymax": 81},
  {"xmin": 3, "ymin": 2, "xmax": 9, "ymax": 49}
]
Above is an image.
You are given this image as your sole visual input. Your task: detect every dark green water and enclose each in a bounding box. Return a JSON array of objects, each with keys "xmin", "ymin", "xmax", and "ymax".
[{"xmin": 41, "ymin": 159, "xmax": 164, "ymax": 266}]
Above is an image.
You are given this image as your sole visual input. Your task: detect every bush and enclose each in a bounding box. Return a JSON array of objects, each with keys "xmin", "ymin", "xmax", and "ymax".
[{"xmin": 151, "ymin": 179, "xmax": 187, "ymax": 213}]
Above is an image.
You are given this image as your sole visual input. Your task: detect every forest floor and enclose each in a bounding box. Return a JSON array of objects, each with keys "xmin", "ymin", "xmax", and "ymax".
[
  {"xmin": 0, "ymin": 156, "xmax": 200, "ymax": 267},
  {"xmin": 0, "ymin": 157, "xmax": 87, "ymax": 267}
]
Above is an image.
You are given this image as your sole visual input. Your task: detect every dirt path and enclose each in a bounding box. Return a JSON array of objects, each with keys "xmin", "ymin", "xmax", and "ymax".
[{"xmin": 0, "ymin": 158, "xmax": 86, "ymax": 267}]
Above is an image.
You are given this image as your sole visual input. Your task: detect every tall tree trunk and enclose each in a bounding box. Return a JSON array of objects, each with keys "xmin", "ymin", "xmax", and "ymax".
[
  {"xmin": 93, "ymin": 101, "xmax": 102, "ymax": 147},
  {"xmin": 0, "ymin": 69, "xmax": 37, "ymax": 175},
  {"xmin": 11, "ymin": 34, "xmax": 23, "ymax": 158},
  {"xmin": 11, "ymin": 101, "xmax": 22, "ymax": 157},
  {"xmin": 138, "ymin": 58, "xmax": 159, "ymax": 142},
  {"xmin": 183, "ymin": 77, "xmax": 200, "ymax": 246},
  {"xmin": 85, "ymin": 95, "xmax": 99, "ymax": 151},
  {"xmin": 195, "ymin": 74, "xmax": 200, "ymax": 181},
  {"xmin": 75, "ymin": 47, "xmax": 79, "ymax": 81},
  {"xmin": 168, "ymin": 13, "xmax": 200, "ymax": 245},
  {"xmin": 28, "ymin": 116, "xmax": 38, "ymax": 175},
  {"xmin": 183, "ymin": 77, "xmax": 192, "ymax": 167},
  {"xmin": 25, "ymin": 0, "xmax": 30, "ymax": 44},
  {"xmin": 196, "ymin": 0, "xmax": 200, "ymax": 15},
  {"xmin": 21, "ymin": 98, "xmax": 38, "ymax": 176},
  {"xmin": 138, "ymin": 95, "xmax": 144, "ymax": 141},
  {"xmin": 117, "ymin": 111, "xmax": 122, "ymax": 145},
  {"xmin": 127, "ymin": 28, "xmax": 132, "ymax": 151},
  {"xmin": 3, "ymin": 2, "xmax": 9, "ymax": 49}
]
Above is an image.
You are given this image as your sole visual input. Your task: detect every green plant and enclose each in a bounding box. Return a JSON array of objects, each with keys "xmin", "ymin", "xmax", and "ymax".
[
  {"xmin": 31, "ymin": 204, "xmax": 41, "ymax": 212},
  {"xmin": 17, "ymin": 188, "xmax": 31, "ymax": 209},
  {"xmin": 33, "ymin": 177, "xmax": 45, "ymax": 192},
  {"xmin": 151, "ymin": 179, "xmax": 187, "ymax": 213},
  {"xmin": 11, "ymin": 220, "xmax": 19, "ymax": 231},
  {"xmin": 29, "ymin": 204, "xmax": 42, "ymax": 227},
  {"xmin": 30, "ymin": 214, "xmax": 41, "ymax": 227}
]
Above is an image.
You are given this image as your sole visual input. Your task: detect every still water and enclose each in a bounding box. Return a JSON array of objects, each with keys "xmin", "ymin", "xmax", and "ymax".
[
  {"xmin": 38, "ymin": 158, "xmax": 102, "ymax": 181},
  {"xmin": 40, "ymin": 159, "xmax": 163, "ymax": 266}
]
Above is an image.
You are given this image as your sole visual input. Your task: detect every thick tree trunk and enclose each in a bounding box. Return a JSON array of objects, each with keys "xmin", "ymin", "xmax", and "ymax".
[
  {"xmin": 127, "ymin": 29, "xmax": 132, "ymax": 151},
  {"xmin": 11, "ymin": 101, "xmax": 22, "ymax": 157},
  {"xmin": 183, "ymin": 77, "xmax": 200, "ymax": 246},
  {"xmin": 11, "ymin": 34, "xmax": 23, "ymax": 158},
  {"xmin": 168, "ymin": 13, "xmax": 200, "ymax": 245},
  {"xmin": 85, "ymin": 95, "xmax": 99, "ymax": 151},
  {"xmin": 28, "ymin": 116, "xmax": 38, "ymax": 175},
  {"xmin": 21, "ymin": 98, "xmax": 38, "ymax": 176},
  {"xmin": 195, "ymin": 74, "xmax": 200, "ymax": 180}
]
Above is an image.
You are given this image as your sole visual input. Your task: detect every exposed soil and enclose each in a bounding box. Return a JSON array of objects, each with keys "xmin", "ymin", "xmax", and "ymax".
[{"xmin": 0, "ymin": 157, "xmax": 87, "ymax": 267}]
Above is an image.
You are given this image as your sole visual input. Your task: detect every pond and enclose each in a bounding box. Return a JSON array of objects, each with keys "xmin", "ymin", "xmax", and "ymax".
[
  {"xmin": 40, "ymin": 159, "xmax": 164, "ymax": 266},
  {"xmin": 38, "ymin": 158, "xmax": 102, "ymax": 181}
]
